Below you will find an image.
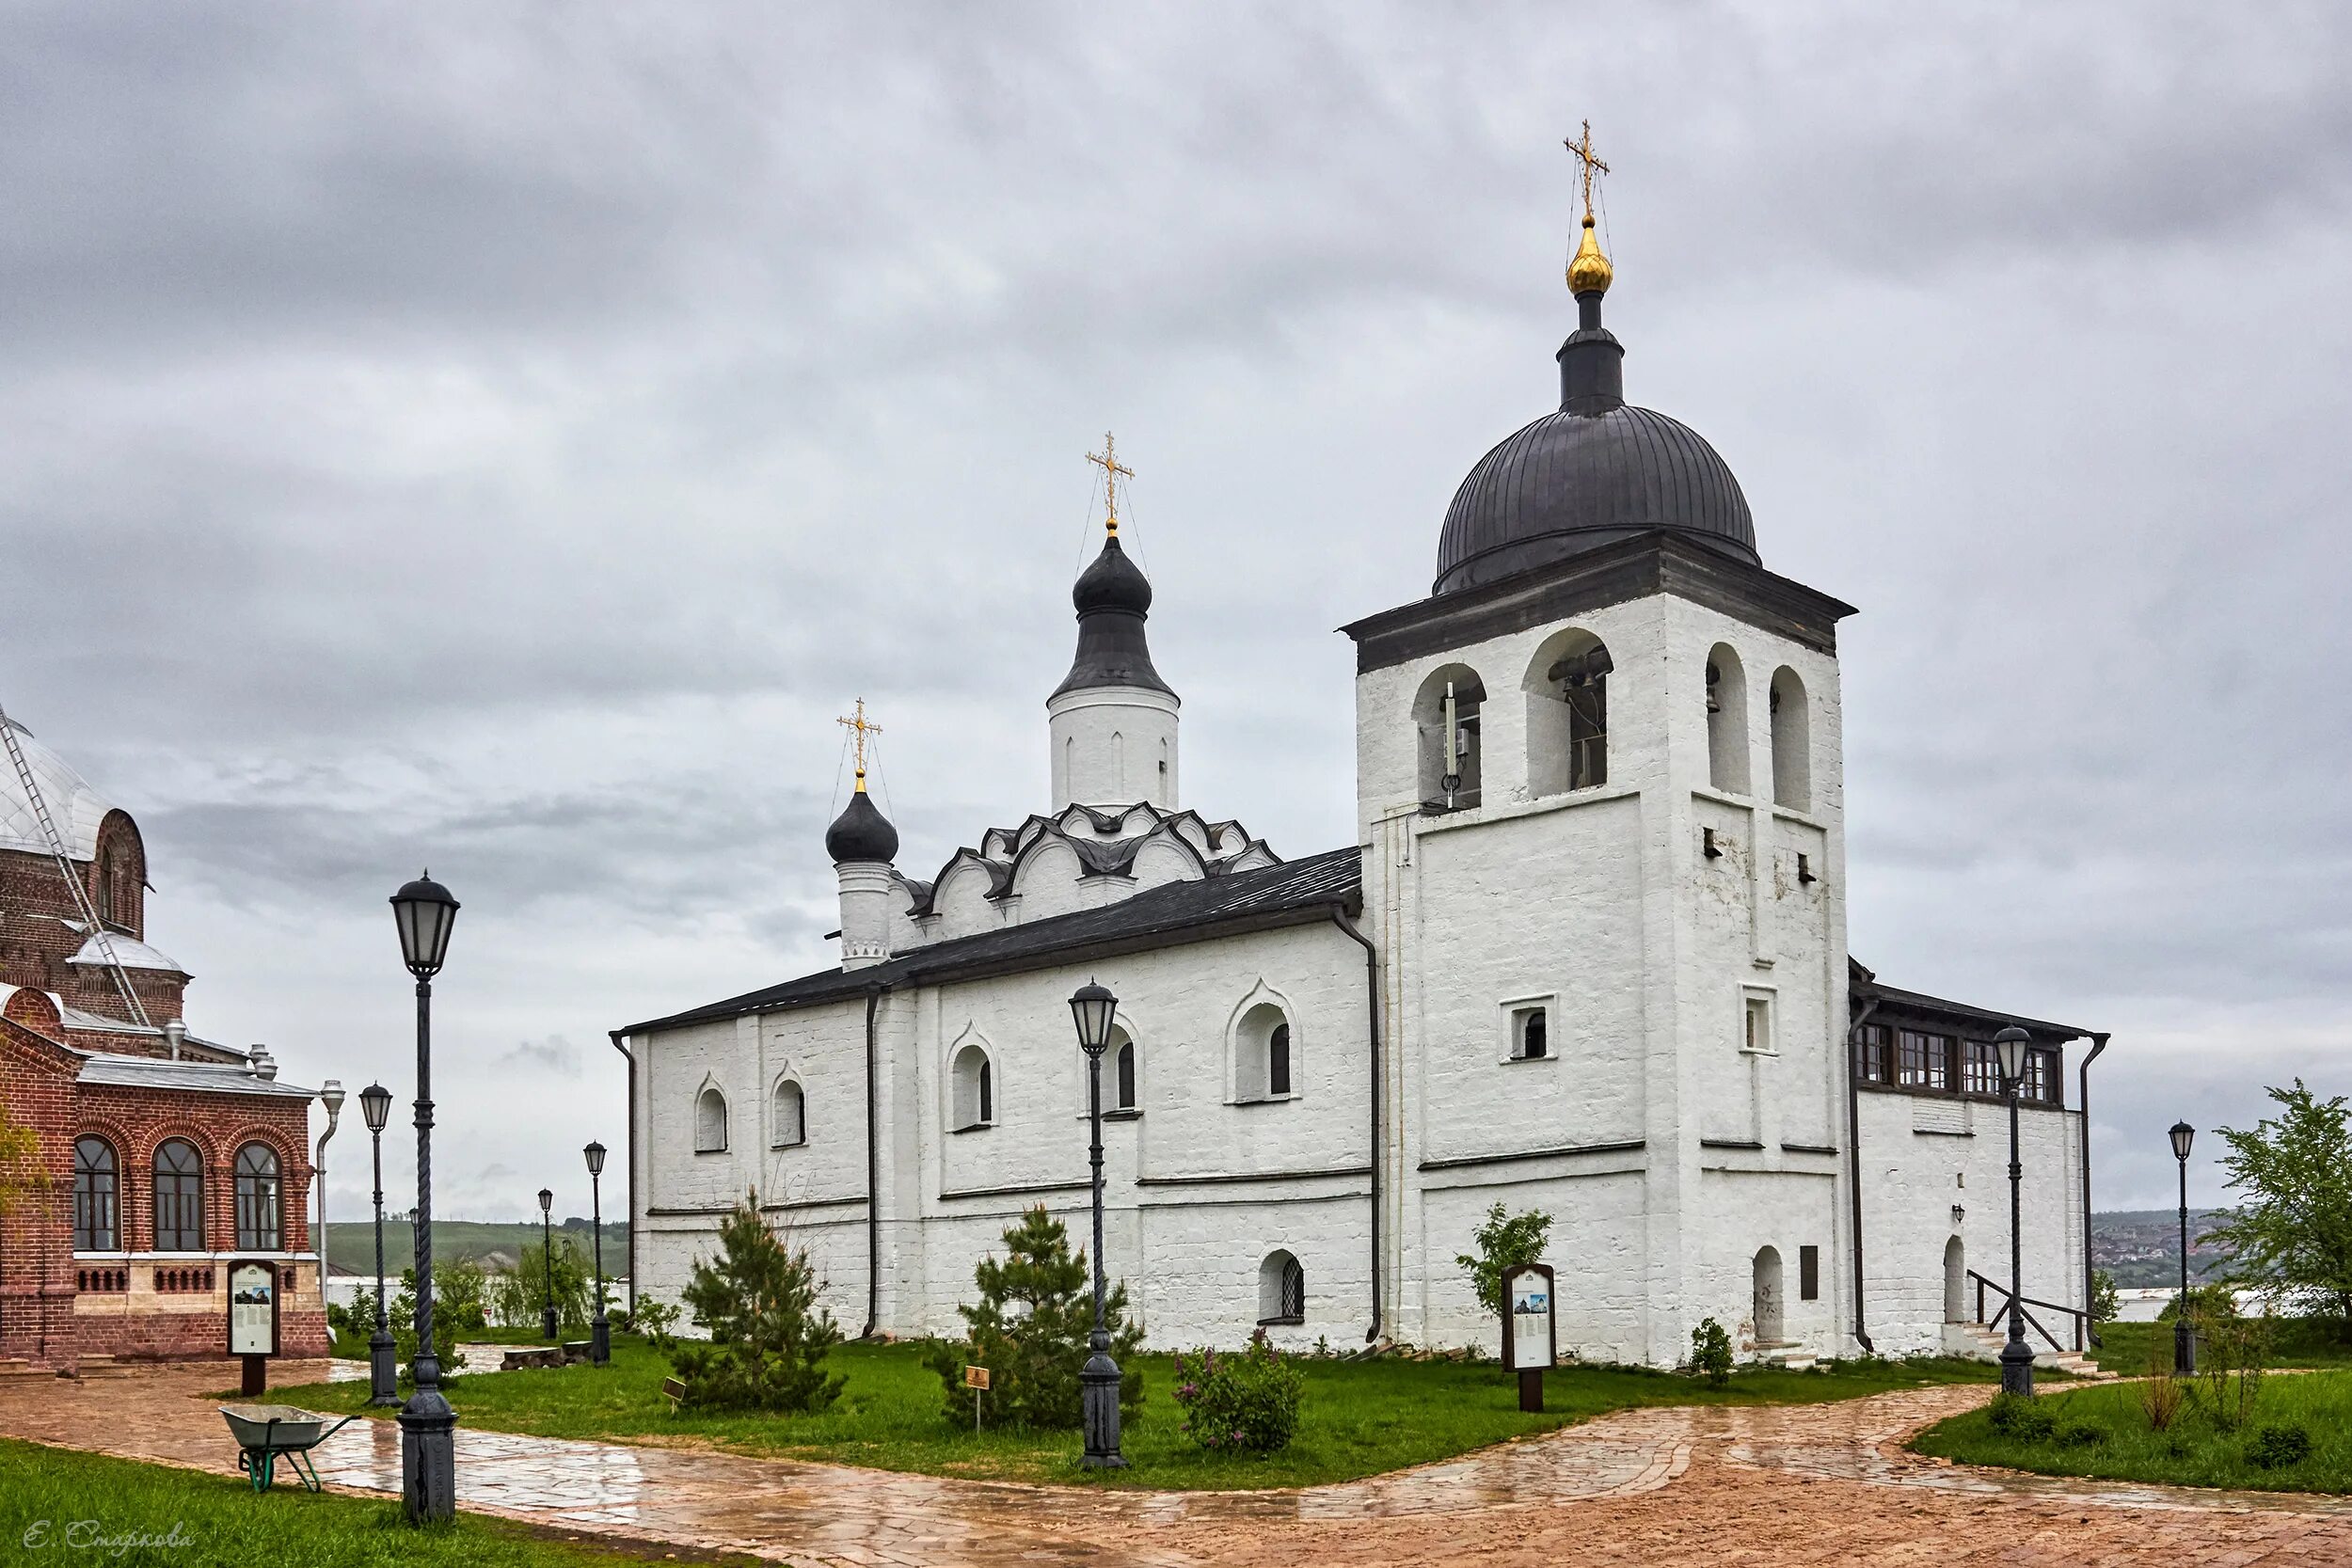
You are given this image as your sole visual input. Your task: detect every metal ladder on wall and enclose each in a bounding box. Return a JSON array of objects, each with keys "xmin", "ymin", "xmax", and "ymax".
[{"xmin": 0, "ymin": 698, "xmax": 149, "ymax": 1027}]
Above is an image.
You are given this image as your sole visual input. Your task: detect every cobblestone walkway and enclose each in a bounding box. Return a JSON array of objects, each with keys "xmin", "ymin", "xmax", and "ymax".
[{"xmin": 3, "ymin": 1361, "xmax": 2348, "ymax": 1565}]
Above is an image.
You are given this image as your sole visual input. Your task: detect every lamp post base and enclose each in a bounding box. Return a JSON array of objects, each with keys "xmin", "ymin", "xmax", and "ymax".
[
  {"xmin": 542, "ymin": 1308, "xmax": 559, "ymax": 1343},
  {"xmin": 397, "ymin": 1389, "xmax": 458, "ymax": 1525},
  {"xmin": 368, "ymin": 1330, "xmax": 400, "ymax": 1407},
  {"xmin": 2174, "ymin": 1319, "xmax": 2197, "ymax": 1375},
  {"xmin": 1079, "ymin": 1349, "xmax": 1126, "ymax": 1468},
  {"xmin": 591, "ymin": 1316, "xmax": 610, "ymax": 1366},
  {"xmin": 1999, "ymin": 1338, "xmax": 2036, "ymax": 1398}
]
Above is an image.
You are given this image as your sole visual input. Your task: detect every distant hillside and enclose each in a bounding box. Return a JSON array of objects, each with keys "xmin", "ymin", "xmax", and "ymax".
[
  {"xmin": 2092, "ymin": 1208, "xmax": 2233, "ymax": 1288},
  {"xmin": 323, "ymin": 1218, "xmax": 628, "ymax": 1278}
]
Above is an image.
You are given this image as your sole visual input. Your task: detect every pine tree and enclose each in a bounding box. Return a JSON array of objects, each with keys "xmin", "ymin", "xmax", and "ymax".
[
  {"xmin": 672, "ymin": 1190, "xmax": 846, "ymax": 1413},
  {"xmin": 927, "ymin": 1205, "xmax": 1143, "ymax": 1429}
]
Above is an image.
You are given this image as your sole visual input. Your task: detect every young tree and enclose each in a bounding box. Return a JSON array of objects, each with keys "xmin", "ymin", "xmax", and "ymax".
[
  {"xmin": 491, "ymin": 1237, "xmax": 594, "ymax": 1332},
  {"xmin": 672, "ymin": 1191, "xmax": 845, "ymax": 1414},
  {"xmin": 926, "ymin": 1205, "xmax": 1142, "ymax": 1429},
  {"xmin": 1454, "ymin": 1201, "xmax": 1555, "ymax": 1320},
  {"xmin": 2203, "ymin": 1080, "xmax": 2352, "ymax": 1326}
]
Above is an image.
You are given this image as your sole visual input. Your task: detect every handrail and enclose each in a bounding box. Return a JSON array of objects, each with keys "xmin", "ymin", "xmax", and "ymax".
[{"xmin": 1969, "ymin": 1269, "xmax": 2087, "ymax": 1354}]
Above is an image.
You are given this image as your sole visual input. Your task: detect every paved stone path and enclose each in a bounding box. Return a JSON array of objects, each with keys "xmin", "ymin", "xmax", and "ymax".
[{"xmin": 4, "ymin": 1360, "xmax": 2349, "ymax": 1565}]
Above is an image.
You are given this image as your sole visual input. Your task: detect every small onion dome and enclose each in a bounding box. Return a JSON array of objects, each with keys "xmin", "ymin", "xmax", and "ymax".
[
  {"xmin": 1567, "ymin": 214, "xmax": 1613, "ymax": 297},
  {"xmin": 1072, "ymin": 533, "xmax": 1152, "ymax": 615},
  {"xmin": 824, "ymin": 785, "xmax": 898, "ymax": 864}
]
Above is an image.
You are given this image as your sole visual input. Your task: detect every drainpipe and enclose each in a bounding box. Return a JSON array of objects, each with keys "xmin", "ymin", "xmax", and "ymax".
[
  {"xmin": 314, "ymin": 1081, "xmax": 343, "ymax": 1299},
  {"xmin": 860, "ymin": 986, "xmax": 884, "ymax": 1340},
  {"xmin": 1845, "ymin": 995, "xmax": 1881, "ymax": 1354},
  {"xmin": 1326, "ymin": 905, "xmax": 1383, "ymax": 1345},
  {"xmin": 607, "ymin": 1031, "xmax": 636, "ymax": 1318},
  {"xmin": 2078, "ymin": 1031, "xmax": 2109, "ymax": 1348}
]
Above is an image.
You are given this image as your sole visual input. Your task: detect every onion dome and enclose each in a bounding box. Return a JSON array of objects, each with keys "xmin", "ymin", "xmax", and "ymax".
[
  {"xmin": 824, "ymin": 784, "xmax": 898, "ymax": 865},
  {"xmin": 1432, "ymin": 221, "xmax": 1756, "ymax": 596},
  {"xmin": 1052, "ymin": 534, "xmax": 1174, "ymax": 699}
]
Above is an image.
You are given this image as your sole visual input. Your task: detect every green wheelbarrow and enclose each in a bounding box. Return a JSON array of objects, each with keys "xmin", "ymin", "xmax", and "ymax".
[{"xmin": 219, "ymin": 1404, "xmax": 364, "ymax": 1494}]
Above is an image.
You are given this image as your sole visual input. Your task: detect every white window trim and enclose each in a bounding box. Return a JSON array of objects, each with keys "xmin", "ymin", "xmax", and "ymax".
[
  {"xmin": 1225, "ymin": 981, "xmax": 1301, "ymax": 1105},
  {"xmin": 946, "ymin": 1027, "xmax": 998, "ymax": 1132},
  {"xmin": 692, "ymin": 1075, "xmax": 730, "ymax": 1154},
  {"xmin": 769, "ymin": 1073, "xmax": 807, "ymax": 1150},
  {"xmin": 1499, "ymin": 992, "xmax": 1560, "ymax": 1064},
  {"xmin": 1741, "ymin": 986, "xmax": 1778, "ymax": 1056}
]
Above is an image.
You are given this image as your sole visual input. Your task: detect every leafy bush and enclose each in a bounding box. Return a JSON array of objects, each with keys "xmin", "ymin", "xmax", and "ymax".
[
  {"xmin": 2246, "ymin": 1421, "xmax": 2313, "ymax": 1470},
  {"xmin": 1171, "ymin": 1332, "xmax": 1306, "ymax": 1454},
  {"xmin": 2089, "ymin": 1268, "xmax": 2121, "ymax": 1323},
  {"xmin": 2156, "ymin": 1282, "xmax": 2239, "ymax": 1325},
  {"xmin": 388, "ymin": 1270, "xmax": 471, "ymax": 1382},
  {"xmin": 490, "ymin": 1235, "xmax": 594, "ymax": 1334},
  {"xmin": 924, "ymin": 1206, "xmax": 1142, "ymax": 1430},
  {"xmin": 1986, "ymin": 1391, "xmax": 2055, "ymax": 1440},
  {"xmin": 2056, "ymin": 1420, "xmax": 2105, "ymax": 1449},
  {"xmin": 2193, "ymin": 1314, "xmax": 2272, "ymax": 1432},
  {"xmin": 628, "ymin": 1296, "xmax": 682, "ymax": 1350},
  {"xmin": 1454, "ymin": 1202, "xmax": 1554, "ymax": 1321},
  {"xmin": 1689, "ymin": 1317, "xmax": 1732, "ymax": 1386},
  {"xmin": 670, "ymin": 1192, "xmax": 845, "ymax": 1414}
]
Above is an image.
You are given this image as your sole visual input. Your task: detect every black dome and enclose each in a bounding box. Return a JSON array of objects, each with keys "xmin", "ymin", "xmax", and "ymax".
[
  {"xmin": 1432, "ymin": 283, "xmax": 1756, "ymax": 595},
  {"xmin": 1052, "ymin": 535, "xmax": 1174, "ymax": 700},
  {"xmin": 825, "ymin": 789, "xmax": 898, "ymax": 864},
  {"xmin": 1072, "ymin": 534, "xmax": 1152, "ymax": 615}
]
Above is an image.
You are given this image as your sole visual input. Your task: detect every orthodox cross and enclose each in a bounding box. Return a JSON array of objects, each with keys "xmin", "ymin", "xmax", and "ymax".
[
  {"xmin": 837, "ymin": 699, "xmax": 882, "ymax": 791},
  {"xmin": 1564, "ymin": 119, "xmax": 1609, "ymax": 221},
  {"xmin": 1087, "ymin": 432, "xmax": 1135, "ymax": 538}
]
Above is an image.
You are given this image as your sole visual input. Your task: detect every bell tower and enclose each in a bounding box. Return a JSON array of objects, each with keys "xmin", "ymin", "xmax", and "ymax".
[{"xmin": 1047, "ymin": 434, "xmax": 1180, "ymax": 810}]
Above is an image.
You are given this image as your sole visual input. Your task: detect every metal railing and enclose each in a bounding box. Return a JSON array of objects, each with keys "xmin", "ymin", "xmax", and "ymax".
[{"xmin": 1970, "ymin": 1269, "xmax": 2094, "ymax": 1354}]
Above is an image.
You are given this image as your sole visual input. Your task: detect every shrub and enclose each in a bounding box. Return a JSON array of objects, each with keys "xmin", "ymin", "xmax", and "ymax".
[
  {"xmin": 1690, "ymin": 1317, "xmax": 1733, "ymax": 1386},
  {"xmin": 1986, "ymin": 1391, "xmax": 2055, "ymax": 1440},
  {"xmin": 388, "ymin": 1271, "xmax": 469, "ymax": 1382},
  {"xmin": 1454, "ymin": 1202, "xmax": 1554, "ymax": 1321},
  {"xmin": 1171, "ymin": 1332, "xmax": 1306, "ymax": 1454},
  {"xmin": 670, "ymin": 1191, "xmax": 846, "ymax": 1415},
  {"xmin": 2056, "ymin": 1420, "xmax": 2104, "ymax": 1449},
  {"xmin": 490, "ymin": 1235, "xmax": 594, "ymax": 1334},
  {"xmin": 2246, "ymin": 1421, "xmax": 2313, "ymax": 1470},
  {"xmin": 628, "ymin": 1296, "xmax": 682, "ymax": 1350},
  {"xmin": 2089, "ymin": 1268, "xmax": 2121, "ymax": 1323},
  {"xmin": 2138, "ymin": 1340, "xmax": 2187, "ymax": 1432},
  {"xmin": 923, "ymin": 1206, "xmax": 1142, "ymax": 1430},
  {"xmin": 2193, "ymin": 1314, "xmax": 2273, "ymax": 1432},
  {"xmin": 2156, "ymin": 1282, "xmax": 2239, "ymax": 1325}
]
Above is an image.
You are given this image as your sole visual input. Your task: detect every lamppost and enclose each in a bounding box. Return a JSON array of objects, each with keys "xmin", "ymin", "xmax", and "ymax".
[
  {"xmin": 1993, "ymin": 1025, "xmax": 2035, "ymax": 1397},
  {"xmin": 358, "ymin": 1082, "xmax": 399, "ymax": 1407},
  {"xmin": 2169, "ymin": 1120, "xmax": 2197, "ymax": 1374},
  {"xmin": 538, "ymin": 1187, "xmax": 558, "ymax": 1343},
  {"xmin": 584, "ymin": 1141, "xmax": 609, "ymax": 1366},
  {"xmin": 390, "ymin": 871, "xmax": 459, "ymax": 1525},
  {"xmin": 1068, "ymin": 980, "xmax": 1126, "ymax": 1468},
  {"xmin": 314, "ymin": 1080, "xmax": 343, "ymax": 1328}
]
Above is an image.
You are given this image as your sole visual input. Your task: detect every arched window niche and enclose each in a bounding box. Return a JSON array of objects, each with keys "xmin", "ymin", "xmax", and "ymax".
[
  {"xmin": 1108, "ymin": 1025, "xmax": 1139, "ymax": 1115},
  {"xmin": 234, "ymin": 1141, "xmax": 281, "ymax": 1252},
  {"xmin": 950, "ymin": 1040, "xmax": 995, "ymax": 1131},
  {"xmin": 1232, "ymin": 995, "xmax": 1295, "ymax": 1103},
  {"xmin": 1705, "ymin": 643, "xmax": 1751, "ymax": 795},
  {"xmin": 693, "ymin": 1084, "xmax": 729, "ymax": 1153},
  {"xmin": 72, "ymin": 1136, "xmax": 118, "ymax": 1253},
  {"xmin": 1525, "ymin": 628, "xmax": 1612, "ymax": 798},
  {"xmin": 771, "ymin": 1078, "xmax": 806, "ymax": 1149},
  {"xmin": 1770, "ymin": 667, "xmax": 1810, "ymax": 811},
  {"xmin": 153, "ymin": 1138, "xmax": 204, "ymax": 1251},
  {"xmin": 1258, "ymin": 1249, "xmax": 1306, "ymax": 1325},
  {"xmin": 1412, "ymin": 664, "xmax": 1486, "ymax": 810}
]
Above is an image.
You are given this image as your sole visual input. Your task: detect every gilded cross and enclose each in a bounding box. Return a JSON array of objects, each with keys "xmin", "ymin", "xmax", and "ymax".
[
  {"xmin": 1087, "ymin": 432, "xmax": 1135, "ymax": 537},
  {"xmin": 836, "ymin": 699, "xmax": 882, "ymax": 789},
  {"xmin": 1565, "ymin": 119, "xmax": 1610, "ymax": 221}
]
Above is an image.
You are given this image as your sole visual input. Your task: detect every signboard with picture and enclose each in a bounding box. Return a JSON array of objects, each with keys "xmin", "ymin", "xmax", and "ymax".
[
  {"xmin": 227, "ymin": 1260, "xmax": 279, "ymax": 1356},
  {"xmin": 1500, "ymin": 1261, "xmax": 1556, "ymax": 1412}
]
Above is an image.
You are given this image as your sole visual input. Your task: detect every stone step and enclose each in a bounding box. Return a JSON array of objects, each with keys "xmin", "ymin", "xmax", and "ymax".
[
  {"xmin": 0, "ymin": 1358, "xmax": 50, "ymax": 1378},
  {"xmin": 73, "ymin": 1355, "xmax": 134, "ymax": 1379}
]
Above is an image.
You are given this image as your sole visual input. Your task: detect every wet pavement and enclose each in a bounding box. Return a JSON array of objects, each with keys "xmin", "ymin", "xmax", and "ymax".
[{"xmin": 3, "ymin": 1359, "xmax": 2349, "ymax": 1565}]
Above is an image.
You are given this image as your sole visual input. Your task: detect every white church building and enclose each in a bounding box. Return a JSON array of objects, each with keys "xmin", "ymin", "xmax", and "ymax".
[{"xmin": 615, "ymin": 203, "xmax": 2107, "ymax": 1370}]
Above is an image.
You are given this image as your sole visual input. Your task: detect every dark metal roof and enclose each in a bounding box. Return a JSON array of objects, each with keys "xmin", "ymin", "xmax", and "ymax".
[
  {"xmin": 1052, "ymin": 536, "xmax": 1174, "ymax": 699},
  {"xmin": 622, "ymin": 845, "xmax": 1362, "ymax": 1034},
  {"xmin": 823, "ymin": 790, "xmax": 899, "ymax": 864},
  {"xmin": 1434, "ymin": 403, "xmax": 1756, "ymax": 595},
  {"xmin": 1849, "ymin": 957, "xmax": 2093, "ymax": 1040}
]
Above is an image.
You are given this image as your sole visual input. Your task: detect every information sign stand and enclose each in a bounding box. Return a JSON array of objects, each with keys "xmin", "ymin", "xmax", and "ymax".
[
  {"xmin": 1499, "ymin": 1262, "xmax": 1557, "ymax": 1413},
  {"xmin": 227, "ymin": 1259, "xmax": 281, "ymax": 1397}
]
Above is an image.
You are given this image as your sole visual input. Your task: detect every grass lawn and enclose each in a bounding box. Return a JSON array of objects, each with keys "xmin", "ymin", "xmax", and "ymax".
[
  {"xmin": 1911, "ymin": 1369, "xmax": 2352, "ymax": 1494},
  {"xmin": 269, "ymin": 1338, "xmax": 1997, "ymax": 1490},
  {"xmin": 0, "ymin": 1436, "xmax": 758, "ymax": 1566},
  {"xmin": 2089, "ymin": 1317, "xmax": 2352, "ymax": 1376}
]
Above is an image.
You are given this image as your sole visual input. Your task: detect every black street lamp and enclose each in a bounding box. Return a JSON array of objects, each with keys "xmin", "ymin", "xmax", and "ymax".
[
  {"xmin": 1994, "ymin": 1025, "xmax": 2035, "ymax": 1397},
  {"xmin": 2170, "ymin": 1121, "xmax": 2197, "ymax": 1374},
  {"xmin": 358, "ymin": 1081, "xmax": 399, "ymax": 1408},
  {"xmin": 584, "ymin": 1141, "xmax": 609, "ymax": 1366},
  {"xmin": 1068, "ymin": 980, "xmax": 1126, "ymax": 1468},
  {"xmin": 538, "ymin": 1187, "xmax": 558, "ymax": 1343},
  {"xmin": 389, "ymin": 871, "xmax": 459, "ymax": 1524}
]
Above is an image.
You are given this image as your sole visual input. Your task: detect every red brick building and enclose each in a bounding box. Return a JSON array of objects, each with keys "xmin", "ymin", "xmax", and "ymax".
[{"xmin": 0, "ymin": 719, "xmax": 327, "ymax": 1370}]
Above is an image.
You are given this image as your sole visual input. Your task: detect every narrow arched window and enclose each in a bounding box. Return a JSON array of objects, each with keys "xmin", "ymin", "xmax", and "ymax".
[
  {"xmin": 771, "ymin": 1081, "xmax": 805, "ymax": 1148},
  {"xmin": 234, "ymin": 1142, "xmax": 280, "ymax": 1251},
  {"xmin": 694, "ymin": 1086, "xmax": 729, "ymax": 1152},
  {"xmin": 72, "ymin": 1137, "xmax": 118, "ymax": 1252},
  {"xmin": 153, "ymin": 1139, "xmax": 203, "ymax": 1251},
  {"xmin": 1234, "ymin": 1003, "xmax": 1295, "ymax": 1101},
  {"xmin": 1258, "ymin": 1250, "xmax": 1305, "ymax": 1325},
  {"xmin": 1706, "ymin": 644, "xmax": 1751, "ymax": 794},
  {"xmin": 1770, "ymin": 667, "xmax": 1810, "ymax": 811},
  {"xmin": 951, "ymin": 1044, "xmax": 994, "ymax": 1131},
  {"xmin": 1518, "ymin": 1008, "xmax": 1548, "ymax": 1060},
  {"xmin": 1114, "ymin": 1037, "xmax": 1136, "ymax": 1111},
  {"xmin": 1268, "ymin": 1022, "xmax": 1292, "ymax": 1097},
  {"xmin": 98, "ymin": 846, "xmax": 119, "ymax": 926}
]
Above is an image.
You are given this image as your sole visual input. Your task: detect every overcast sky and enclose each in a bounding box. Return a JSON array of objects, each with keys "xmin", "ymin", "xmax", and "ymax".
[{"xmin": 6, "ymin": 3, "xmax": 2347, "ymax": 1231}]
